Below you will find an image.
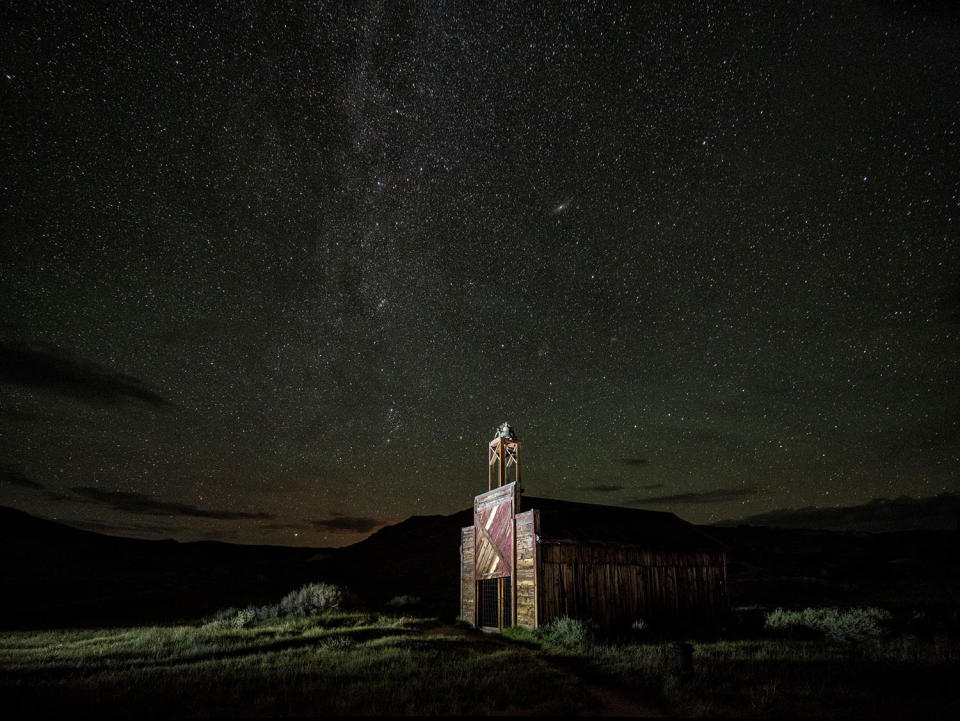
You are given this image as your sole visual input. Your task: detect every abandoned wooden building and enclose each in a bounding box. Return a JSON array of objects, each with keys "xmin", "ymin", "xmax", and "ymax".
[{"xmin": 459, "ymin": 423, "xmax": 728, "ymax": 630}]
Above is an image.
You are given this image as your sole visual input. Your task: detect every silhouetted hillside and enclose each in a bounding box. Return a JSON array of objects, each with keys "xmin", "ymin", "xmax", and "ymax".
[
  {"xmin": 715, "ymin": 494, "xmax": 960, "ymax": 533},
  {"xmin": 320, "ymin": 508, "xmax": 473, "ymax": 615},
  {"xmin": 707, "ymin": 524, "xmax": 960, "ymax": 609},
  {"xmin": 0, "ymin": 507, "xmax": 330, "ymax": 628}
]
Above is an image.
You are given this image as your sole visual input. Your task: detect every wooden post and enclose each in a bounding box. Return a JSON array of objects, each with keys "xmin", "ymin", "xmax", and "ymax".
[
  {"xmin": 497, "ymin": 577, "xmax": 503, "ymax": 628},
  {"xmin": 515, "ymin": 442, "xmax": 521, "ymax": 488},
  {"xmin": 511, "ymin": 474, "xmax": 517, "ymax": 628},
  {"xmin": 498, "ymin": 439, "xmax": 505, "ymax": 488},
  {"xmin": 488, "ymin": 441, "xmax": 492, "ymax": 491},
  {"xmin": 533, "ymin": 510, "xmax": 539, "ymax": 628}
]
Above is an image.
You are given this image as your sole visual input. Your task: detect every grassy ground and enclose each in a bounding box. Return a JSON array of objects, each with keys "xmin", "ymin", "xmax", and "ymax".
[
  {"xmin": 579, "ymin": 635, "xmax": 960, "ymax": 719},
  {"xmin": 2, "ymin": 611, "xmax": 959, "ymax": 718},
  {"xmin": 0, "ymin": 611, "xmax": 594, "ymax": 717}
]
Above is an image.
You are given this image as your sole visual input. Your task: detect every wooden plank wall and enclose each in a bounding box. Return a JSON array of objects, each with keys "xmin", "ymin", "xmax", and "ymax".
[
  {"xmin": 514, "ymin": 510, "xmax": 538, "ymax": 629},
  {"xmin": 537, "ymin": 542, "xmax": 726, "ymax": 628},
  {"xmin": 459, "ymin": 526, "xmax": 475, "ymax": 624}
]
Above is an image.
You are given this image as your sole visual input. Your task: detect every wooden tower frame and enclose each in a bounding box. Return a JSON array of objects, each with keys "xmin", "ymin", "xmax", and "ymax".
[{"xmin": 488, "ymin": 421, "xmax": 520, "ymax": 491}]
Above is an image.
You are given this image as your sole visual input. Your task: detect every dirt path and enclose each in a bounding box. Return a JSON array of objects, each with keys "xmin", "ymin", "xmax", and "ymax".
[
  {"xmin": 538, "ymin": 653, "xmax": 665, "ymax": 718},
  {"xmin": 423, "ymin": 624, "xmax": 663, "ymax": 717}
]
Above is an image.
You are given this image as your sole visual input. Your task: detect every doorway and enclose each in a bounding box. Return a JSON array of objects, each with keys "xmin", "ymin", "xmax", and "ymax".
[{"xmin": 477, "ymin": 577, "xmax": 512, "ymax": 628}]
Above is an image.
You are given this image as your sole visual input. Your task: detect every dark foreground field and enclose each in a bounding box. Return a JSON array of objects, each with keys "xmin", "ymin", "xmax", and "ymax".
[{"xmin": 2, "ymin": 608, "xmax": 959, "ymax": 718}]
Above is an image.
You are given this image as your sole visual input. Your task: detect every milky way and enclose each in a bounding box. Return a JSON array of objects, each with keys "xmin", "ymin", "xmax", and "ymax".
[{"xmin": 1, "ymin": 2, "xmax": 958, "ymax": 545}]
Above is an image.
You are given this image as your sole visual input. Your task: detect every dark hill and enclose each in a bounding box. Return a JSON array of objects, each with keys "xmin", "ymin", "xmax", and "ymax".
[
  {"xmin": 0, "ymin": 507, "xmax": 330, "ymax": 629},
  {"xmin": 715, "ymin": 494, "xmax": 960, "ymax": 533},
  {"xmin": 708, "ymin": 524, "xmax": 960, "ymax": 609},
  {"xmin": 320, "ymin": 508, "xmax": 473, "ymax": 615},
  {"xmin": 0, "ymin": 505, "xmax": 163, "ymax": 548}
]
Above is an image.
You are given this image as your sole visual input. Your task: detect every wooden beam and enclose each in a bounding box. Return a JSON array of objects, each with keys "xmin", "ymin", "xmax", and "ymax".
[{"xmin": 476, "ymin": 524, "xmax": 506, "ymax": 567}]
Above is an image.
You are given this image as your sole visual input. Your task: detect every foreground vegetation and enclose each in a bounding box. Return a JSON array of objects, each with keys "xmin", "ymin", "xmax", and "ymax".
[
  {"xmin": 2, "ymin": 587, "xmax": 958, "ymax": 718},
  {"xmin": 0, "ymin": 606, "xmax": 593, "ymax": 716},
  {"xmin": 502, "ymin": 608, "xmax": 960, "ymax": 718},
  {"xmin": 557, "ymin": 628, "xmax": 960, "ymax": 718}
]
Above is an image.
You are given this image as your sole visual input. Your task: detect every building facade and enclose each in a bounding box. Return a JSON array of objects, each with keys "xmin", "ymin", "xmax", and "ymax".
[{"xmin": 459, "ymin": 425, "xmax": 728, "ymax": 630}]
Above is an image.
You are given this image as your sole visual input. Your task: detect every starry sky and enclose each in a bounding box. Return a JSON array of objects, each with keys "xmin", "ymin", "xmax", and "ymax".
[{"xmin": 1, "ymin": 1, "xmax": 958, "ymax": 546}]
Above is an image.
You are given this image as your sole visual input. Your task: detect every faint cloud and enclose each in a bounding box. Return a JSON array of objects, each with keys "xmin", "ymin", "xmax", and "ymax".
[
  {"xmin": 628, "ymin": 486, "xmax": 758, "ymax": 506},
  {"xmin": 197, "ymin": 529, "xmax": 241, "ymax": 541},
  {"xmin": 0, "ymin": 462, "xmax": 43, "ymax": 489},
  {"xmin": 0, "ymin": 463, "xmax": 75, "ymax": 502},
  {"xmin": 261, "ymin": 521, "xmax": 303, "ymax": 530},
  {"xmin": 71, "ymin": 487, "xmax": 272, "ymax": 520},
  {"xmin": 68, "ymin": 518, "xmax": 180, "ymax": 536},
  {"xmin": 617, "ymin": 458, "xmax": 650, "ymax": 466},
  {"xmin": 309, "ymin": 513, "xmax": 386, "ymax": 534},
  {"xmin": 42, "ymin": 489, "xmax": 83, "ymax": 502},
  {"xmin": 0, "ymin": 341, "xmax": 173, "ymax": 408},
  {"xmin": 0, "ymin": 407, "xmax": 38, "ymax": 423}
]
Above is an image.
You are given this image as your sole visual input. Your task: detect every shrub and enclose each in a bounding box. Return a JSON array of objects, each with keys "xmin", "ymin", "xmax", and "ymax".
[
  {"xmin": 201, "ymin": 582, "xmax": 347, "ymax": 628},
  {"xmin": 502, "ymin": 618, "xmax": 597, "ymax": 650},
  {"xmin": 202, "ymin": 607, "xmax": 240, "ymax": 629},
  {"xmin": 386, "ymin": 595, "xmax": 421, "ymax": 608},
  {"xmin": 630, "ymin": 618, "xmax": 656, "ymax": 641},
  {"xmin": 374, "ymin": 614, "xmax": 410, "ymax": 628},
  {"xmin": 321, "ymin": 634, "xmax": 354, "ymax": 650},
  {"xmin": 539, "ymin": 617, "xmax": 595, "ymax": 650},
  {"xmin": 232, "ymin": 607, "xmax": 257, "ymax": 629},
  {"xmin": 764, "ymin": 607, "xmax": 892, "ymax": 642},
  {"xmin": 763, "ymin": 608, "xmax": 805, "ymax": 638},
  {"xmin": 279, "ymin": 583, "xmax": 345, "ymax": 617},
  {"xmin": 501, "ymin": 625, "xmax": 540, "ymax": 644},
  {"xmin": 255, "ymin": 604, "xmax": 280, "ymax": 621},
  {"xmin": 202, "ymin": 603, "xmax": 284, "ymax": 629}
]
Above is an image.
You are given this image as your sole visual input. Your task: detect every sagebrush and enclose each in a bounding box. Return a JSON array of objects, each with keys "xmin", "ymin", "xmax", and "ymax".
[
  {"xmin": 503, "ymin": 617, "xmax": 595, "ymax": 651},
  {"xmin": 279, "ymin": 582, "xmax": 345, "ymax": 616},
  {"xmin": 203, "ymin": 582, "xmax": 346, "ymax": 629},
  {"xmin": 764, "ymin": 607, "xmax": 892, "ymax": 642}
]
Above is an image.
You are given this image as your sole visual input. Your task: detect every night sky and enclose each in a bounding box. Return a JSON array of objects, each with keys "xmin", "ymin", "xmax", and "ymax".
[{"xmin": 1, "ymin": 1, "xmax": 957, "ymax": 546}]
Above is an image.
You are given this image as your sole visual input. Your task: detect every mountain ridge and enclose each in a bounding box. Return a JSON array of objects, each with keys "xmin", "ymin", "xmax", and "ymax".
[{"xmin": 714, "ymin": 493, "xmax": 960, "ymax": 533}]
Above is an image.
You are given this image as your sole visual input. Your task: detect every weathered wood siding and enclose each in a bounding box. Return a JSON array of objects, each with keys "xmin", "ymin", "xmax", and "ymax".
[
  {"xmin": 459, "ymin": 526, "xmax": 475, "ymax": 624},
  {"xmin": 514, "ymin": 510, "xmax": 538, "ymax": 629},
  {"xmin": 537, "ymin": 542, "xmax": 726, "ymax": 628}
]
